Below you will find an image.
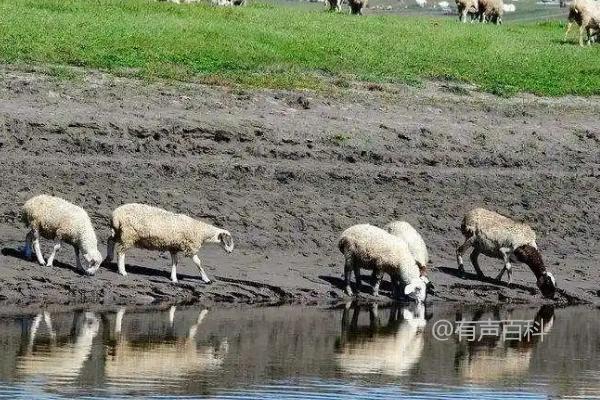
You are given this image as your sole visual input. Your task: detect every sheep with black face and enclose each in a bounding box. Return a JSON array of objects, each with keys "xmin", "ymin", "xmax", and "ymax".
[{"xmin": 456, "ymin": 208, "xmax": 556, "ymax": 299}]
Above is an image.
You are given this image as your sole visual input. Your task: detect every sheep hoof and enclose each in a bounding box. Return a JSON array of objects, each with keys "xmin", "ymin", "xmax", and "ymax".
[
  {"xmin": 202, "ymin": 279, "xmax": 212, "ymax": 285},
  {"xmin": 45, "ymin": 262, "xmax": 53, "ymax": 267},
  {"xmin": 171, "ymin": 277, "xmax": 178, "ymax": 284}
]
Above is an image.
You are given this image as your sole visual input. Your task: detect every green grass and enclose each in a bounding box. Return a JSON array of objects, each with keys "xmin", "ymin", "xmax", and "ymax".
[{"xmin": 0, "ymin": 0, "xmax": 598, "ymax": 96}]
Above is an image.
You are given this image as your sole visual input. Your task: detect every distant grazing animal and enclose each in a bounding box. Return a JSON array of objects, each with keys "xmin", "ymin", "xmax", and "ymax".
[
  {"xmin": 348, "ymin": 0, "xmax": 367, "ymax": 14},
  {"xmin": 456, "ymin": 208, "xmax": 556, "ymax": 299},
  {"xmin": 478, "ymin": 0, "xmax": 503, "ymax": 24},
  {"xmin": 21, "ymin": 195, "xmax": 103, "ymax": 275},
  {"xmin": 502, "ymin": 3, "xmax": 515, "ymax": 12},
  {"xmin": 565, "ymin": 0, "xmax": 600, "ymax": 46},
  {"xmin": 456, "ymin": 0, "xmax": 479, "ymax": 22},
  {"xmin": 338, "ymin": 224, "xmax": 429, "ymax": 302},
  {"xmin": 328, "ymin": 0, "xmax": 342, "ymax": 11},
  {"xmin": 106, "ymin": 203, "xmax": 234, "ymax": 283}
]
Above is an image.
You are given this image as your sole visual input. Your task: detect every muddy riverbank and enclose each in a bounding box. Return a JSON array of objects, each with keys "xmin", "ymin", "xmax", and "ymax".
[{"xmin": 0, "ymin": 67, "xmax": 598, "ymax": 307}]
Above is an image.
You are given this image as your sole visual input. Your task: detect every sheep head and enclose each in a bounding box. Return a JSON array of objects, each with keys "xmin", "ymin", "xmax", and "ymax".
[{"xmin": 218, "ymin": 231, "xmax": 234, "ymax": 253}]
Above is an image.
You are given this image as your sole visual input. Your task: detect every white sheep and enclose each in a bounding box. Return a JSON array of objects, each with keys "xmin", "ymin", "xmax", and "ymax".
[
  {"xmin": 455, "ymin": 0, "xmax": 479, "ymax": 22},
  {"xmin": 21, "ymin": 195, "xmax": 103, "ymax": 275},
  {"xmin": 502, "ymin": 3, "xmax": 515, "ymax": 12},
  {"xmin": 383, "ymin": 221, "xmax": 429, "ymax": 272},
  {"xmin": 477, "ymin": 0, "xmax": 503, "ymax": 24},
  {"xmin": 105, "ymin": 203, "xmax": 234, "ymax": 283},
  {"xmin": 565, "ymin": 0, "xmax": 600, "ymax": 46},
  {"xmin": 338, "ymin": 224, "xmax": 429, "ymax": 302},
  {"xmin": 456, "ymin": 208, "xmax": 556, "ymax": 298}
]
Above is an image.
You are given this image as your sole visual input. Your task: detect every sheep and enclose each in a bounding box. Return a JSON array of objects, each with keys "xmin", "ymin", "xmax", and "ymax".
[
  {"xmin": 565, "ymin": 0, "xmax": 600, "ymax": 46},
  {"xmin": 383, "ymin": 221, "xmax": 429, "ymax": 273},
  {"xmin": 456, "ymin": 208, "xmax": 556, "ymax": 299},
  {"xmin": 21, "ymin": 195, "xmax": 103, "ymax": 275},
  {"xmin": 348, "ymin": 0, "xmax": 367, "ymax": 14},
  {"xmin": 105, "ymin": 203, "xmax": 234, "ymax": 284},
  {"xmin": 338, "ymin": 224, "xmax": 429, "ymax": 302},
  {"xmin": 379, "ymin": 221, "xmax": 434, "ymax": 295},
  {"xmin": 456, "ymin": 0, "xmax": 479, "ymax": 22},
  {"xmin": 478, "ymin": 0, "xmax": 503, "ymax": 24},
  {"xmin": 328, "ymin": 0, "xmax": 342, "ymax": 12}
]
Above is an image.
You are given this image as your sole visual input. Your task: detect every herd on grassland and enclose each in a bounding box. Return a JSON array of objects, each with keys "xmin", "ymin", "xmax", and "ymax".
[
  {"xmin": 19, "ymin": 194, "xmax": 557, "ymax": 305},
  {"xmin": 161, "ymin": 0, "xmax": 600, "ymax": 46}
]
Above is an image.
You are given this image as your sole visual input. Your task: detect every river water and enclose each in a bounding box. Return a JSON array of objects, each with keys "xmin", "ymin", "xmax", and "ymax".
[{"xmin": 0, "ymin": 304, "xmax": 598, "ymax": 399}]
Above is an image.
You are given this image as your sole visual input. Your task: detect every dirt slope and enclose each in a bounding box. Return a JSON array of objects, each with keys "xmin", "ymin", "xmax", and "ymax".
[{"xmin": 0, "ymin": 68, "xmax": 598, "ymax": 307}]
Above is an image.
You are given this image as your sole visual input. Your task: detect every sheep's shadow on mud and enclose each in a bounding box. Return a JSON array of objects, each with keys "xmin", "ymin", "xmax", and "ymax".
[
  {"xmin": 319, "ymin": 274, "xmax": 395, "ymax": 297},
  {"xmin": 437, "ymin": 266, "xmax": 537, "ymax": 295},
  {"xmin": 1, "ymin": 247, "xmax": 87, "ymax": 276},
  {"xmin": 101, "ymin": 261, "xmax": 205, "ymax": 283}
]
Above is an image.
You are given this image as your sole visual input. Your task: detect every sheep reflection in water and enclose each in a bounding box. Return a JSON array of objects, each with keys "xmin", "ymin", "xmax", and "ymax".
[
  {"xmin": 17, "ymin": 311, "xmax": 100, "ymax": 385},
  {"xmin": 104, "ymin": 307, "xmax": 229, "ymax": 387},
  {"xmin": 335, "ymin": 302, "xmax": 428, "ymax": 376},
  {"xmin": 454, "ymin": 305, "xmax": 554, "ymax": 384}
]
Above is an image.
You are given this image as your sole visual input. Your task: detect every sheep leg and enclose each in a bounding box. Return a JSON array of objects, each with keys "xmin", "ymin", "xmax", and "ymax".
[
  {"xmin": 105, "ymin": 234, "xmax": 115, "ymax": 263},
  {"xmin": 32, "ymin": 229, "xmax": 45, "ymax": 266},
  {"xmin": 456, "ymin": 236, "xmax": 475, "ymax": 276},
  {"xmin": 469, "ymin": 249, "xmax": 484, "ymax": 277},
  {"xmin": 170, "ymin": 251, "xmax": 179, "ymax": 283},
  {"xmin": 45, "ymin": 242, "xmax": 61, "ymax": 267},
  {"xmin": 580, "ymin": 25, "xmax": 586, "ymax": 47},
  {"xmin": 564, "ymin": 22, "xmax": 573, "ymax": 42},
  {"xmin": 496, "ymin": 248, "xmax": 513, "ymax": 284},
  {"xmin": 352, "ymin": 264, "xmax": 362, "ymax": 294},
  {"xmin": 23, "ymin": 230, "xmax": 34, "ymax": 259},
  {"xmin": 74, "ymin": 246, "xmax": 82, "ymax": 270},
  {"xmin": 192, "ymin": 254, "xmax": 211, "ymax": 284},
  {"xmin": 117, "ymin": 250, "xmax": 127, "ymax": 276},
  {"xmin": 372, "ymin": 270, "xmax": 385, "ymax": 297},
  {"xmin": 343, "ymin": 254, "xmax": 354, "ymax": 296}
]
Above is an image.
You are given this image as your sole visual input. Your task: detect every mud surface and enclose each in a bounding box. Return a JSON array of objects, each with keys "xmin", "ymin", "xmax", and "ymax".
[{"xmin": 0, "ymin": 67, "xmax": 598, "ymax": 307}]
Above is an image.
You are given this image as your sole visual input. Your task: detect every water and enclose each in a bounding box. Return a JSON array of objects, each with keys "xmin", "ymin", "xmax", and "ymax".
[{"xmin": 0, "ymin": 304, "xmax": 599, "ymax": 399}]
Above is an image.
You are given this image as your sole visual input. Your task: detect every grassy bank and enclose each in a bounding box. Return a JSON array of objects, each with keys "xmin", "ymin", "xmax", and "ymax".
[{"xmin": 0, "ymin": 0, "xmax": 597, "ymax": 96}]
